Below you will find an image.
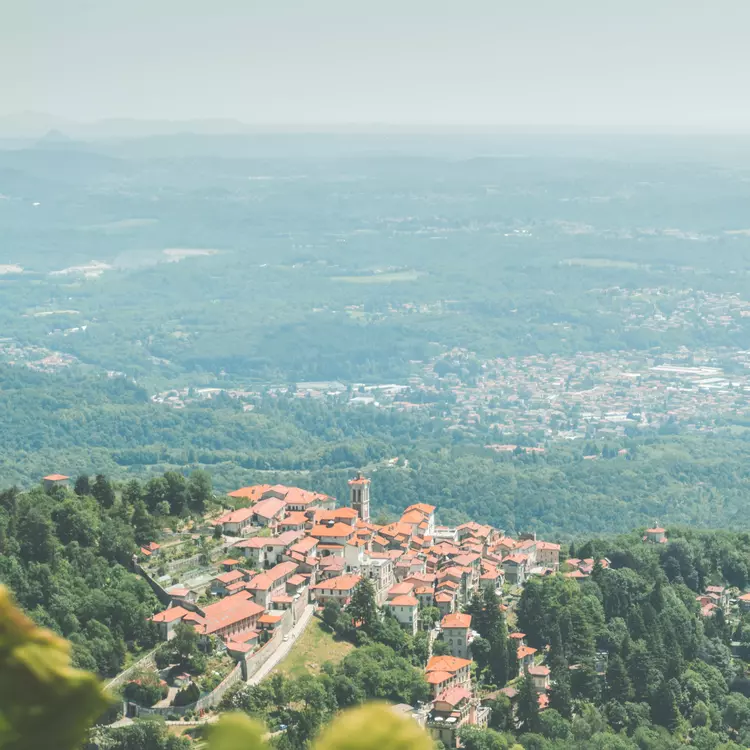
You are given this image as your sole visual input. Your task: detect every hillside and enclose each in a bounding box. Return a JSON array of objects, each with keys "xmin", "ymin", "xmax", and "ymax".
[{"xmin": 5, "ymin": 474, "xmax": 750, "ymax": 749}]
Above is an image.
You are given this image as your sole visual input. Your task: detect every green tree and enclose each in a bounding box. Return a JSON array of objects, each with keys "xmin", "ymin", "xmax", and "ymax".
[
  {"xmin": 348, "ymin": 579, "xmax": 378, "ymax": 631},
  {"xmin": 549, "ymin": 660, "xmax": 573, "ymax": 720},
  {"xmin": 73, "ymin": 475, "xmax": 91, "ymax": 497},
  {"xmin": 516, "ymin": 675, "xmax": 540, "ymax": 733},
  {"xmin": 173, "ymin": 681, "xmax": 200, "ymax": 706},
  {"xmin": 419, "ymin": 606, "xmax": 441, "ymax": 631},
  {"xmin": 132, "ymin": 501, "xmax": 158, "ymax": 546},
  {"xmin": 187, "ymin": 470, "xmax": 213, "ymax": 514},
  {"xmin": 322, "ymin": 600, "xmax": 342, "ymax": 630},
  {"xmin": 91, "ymin": 475, "xmax": 116, "ymax": 509},
  {"xmin": 606, "ymin": 653, "xmax": 633, "ymax": 703},
  {"xmin": 122, "ymin": 479, "xmax": 143, "ymax": 506},
  {"xmin": 537, "ymin": 708, "xmax": 571, "ymax": 741}
]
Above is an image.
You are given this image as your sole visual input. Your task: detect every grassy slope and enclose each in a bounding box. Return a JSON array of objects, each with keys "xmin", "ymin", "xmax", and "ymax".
[{"xmin": 271, "ymin": 620, "xmax": 354, "ymax": 679}]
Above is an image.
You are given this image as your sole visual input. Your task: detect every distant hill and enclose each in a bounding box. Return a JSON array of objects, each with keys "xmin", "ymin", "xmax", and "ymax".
[{"xmin": 0, "ymin": 111, "xmax": 255, "ymax": 139}]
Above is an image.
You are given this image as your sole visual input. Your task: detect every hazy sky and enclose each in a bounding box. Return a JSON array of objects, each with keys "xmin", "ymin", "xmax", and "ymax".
[{"xmin": 3, "ymin": 0, "xmax": 750, "ymax": 130}]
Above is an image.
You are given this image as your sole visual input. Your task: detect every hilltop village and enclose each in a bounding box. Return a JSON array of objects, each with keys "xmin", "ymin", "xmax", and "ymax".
[
  {"xmin": 25, "ymin": 471, "xmax": 750, "ymax": 749},
  {"xmin": 141, "ymin": 474, "xmax": 572, "ymax": 744}
]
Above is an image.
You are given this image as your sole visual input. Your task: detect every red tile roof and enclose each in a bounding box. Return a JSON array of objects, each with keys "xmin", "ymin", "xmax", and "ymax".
[
  {"xmin": 528, "ymin": 665, "xmax": 550, "ymax": 676},
  {"xmin": 426, "ymin": 670, "xmax": 453, "ymax": 685},
  {"xmin": 388, "ymin": 595, "xmax": 418, "ymax": 607},
  {"xmin": 151, "ymin": 606, "xmax": 189, "ymax": 624},
  {"xmin": 228, "ymin": 484, "xmax": 272, "ymax": 501},
  {"xmin": 441, "ymin": 613, "xmax": 471, "ymax": 629},
  {"xmin": 435, "ymin": 687, "xmax": 471, "ymax": 707},
  {"xmin": 197, "ymin": 593, "xmax": 264, "ymax": 635},
  {"xmin": 252, "ymin": 497, "xmax": 286, "ymax": 519},
  {"xmin": 310, "ymin": 522, "xmax": 356, "ymax": 538},
  {"xmin": 311, "ymin": 574, "xmax": 361, "ymax": 592},
  {"xmin": 214, "ymin": 570, "xmax": 244, "ymax": 585},
  {"xmin": 217, "ymin": 507, "xmax": 255, "ymax": 525},
  {"xmin": 426, "ymin": 655, "xmax": 472, "ymax": 673}
]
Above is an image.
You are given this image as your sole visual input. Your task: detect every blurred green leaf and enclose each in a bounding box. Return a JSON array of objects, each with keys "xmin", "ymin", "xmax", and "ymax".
[
  {"xmin": 207, "ymin": 713, "xmax": 269, "ymax": 750},
  {"xmin": 312, "ymin": 703, "xmax": 432, "ymax": 750},
  {"xmin": 0, "ymin": 584, "xmax": 109, "ymax": 750}
]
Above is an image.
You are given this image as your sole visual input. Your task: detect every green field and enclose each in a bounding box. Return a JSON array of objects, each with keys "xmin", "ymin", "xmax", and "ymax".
[
  {"xmin": 332, "ymin": 270, "xmax": 425, "ymax": 283},
  {"xmin": 562, "ymin": 257, "xmax": 644, "ymax": 269},
  {"xmin": 272, "ymin": 619, "xmax": 354, "ymax": 678}
]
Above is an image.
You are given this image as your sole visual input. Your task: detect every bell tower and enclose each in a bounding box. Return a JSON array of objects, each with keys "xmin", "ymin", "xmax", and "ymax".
[{"xmin": 348, "ymin": 472, "xmax": 371, "ymax": 523}]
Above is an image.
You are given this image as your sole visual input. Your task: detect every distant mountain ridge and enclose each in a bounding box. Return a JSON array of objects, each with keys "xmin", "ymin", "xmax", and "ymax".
[{"xmin": 0, "ymin": 111, "xmax": 256, "ymax": 139}]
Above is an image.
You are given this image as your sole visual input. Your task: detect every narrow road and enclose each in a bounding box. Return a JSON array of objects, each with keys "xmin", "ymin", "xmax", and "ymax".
[{"xmin": 247, "ymin": 604, "xmax": 315, "ymax": 685}]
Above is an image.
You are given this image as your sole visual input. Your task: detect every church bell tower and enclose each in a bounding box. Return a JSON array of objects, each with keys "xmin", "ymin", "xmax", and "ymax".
[{"xmin": 349, "ymin": 472, "xmax": 371, "ymax": 523}]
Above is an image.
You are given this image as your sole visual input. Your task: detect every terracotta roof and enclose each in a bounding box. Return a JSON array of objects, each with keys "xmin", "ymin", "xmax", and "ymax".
[
  {"xmin": 289, "ymin": 536, "xmax": 318, "ymax": 554},
  {"xmin": 287, "ymin": 574, "xmax": 307, "ymax": 586},
  {"xmin": 44, "ymin": 474, "xmax": 69, "ymax": 481},
  {"xmin": 646, "ymin": 527, "xmax": 665, "ymax": 534},
  {"xmin": 247, "ymin": 574, "xmax": 272, "ymax": 591},
  {"xmin": 400, "ymin": 509, "xmax": 429, "ymax": 524},
  {"xmin": 225, "ymin": 580, "xmax": 253, "ymax": 594},
  {"xmin": 234, "ymin": 536, "xmax": 267, "ymax": 549},
  {"xmin": 259, "ymin": 613, "xmax": 283, "ymax": 624},
  {"xmin": 405, "ymin": 503, "xmax": 436, "ymax": 515},
  {"xmin": 214, "ymin": 570, "xmax": 244, "ymax": 585},
  {"xmin": 435, "ymin": 687, "xmax": 471, "ymax": 706},
  {"xmin": 228, "ymin": 484, "xmax": 272, "ymax": 501},
  {"xmin": 310, "ymin": 522, "xmax": 356, "ymax": 538},
  {"xmin": 318, "ymin": 507, "xmax": 359, "ymax": 521},
  {"xmin": 528, "ymin": 665, "xmax": 550, "ymax": 676},
  {"xmin": 252, "ymin": 497, "xmax": 286, "ymax": 519},
  {"xmin": 426, "ymin": 655, "xmax": 472, "ymax": 673},
  {"xmin": 220, "ymin": 559, "xmax": 240, "ymax": 566},
  {"xmin": 536, "ymin": 541, "xmax": 561, "ymax": 551},
  {"xmin": 280, "ymin": 511, "xmax": 308, "ymax": 526},
  {"xmin": 517, "ymin": 646, "xmax": 537, "ymax": 659},
  {"xmin": 441, "ymin": 613, "xmax": 471, "ymax": 629},
  {"xmin": 217, "ymin": 507, "xmax": 255, "ymax": 525},
  {"xmin": 151, "ymin": 606, "xmax": 189, "ymax": 624},
  {"xmin": 198, "ymin": 593, "xmax": 264, "ymax": 635},
  {"xmin": 388, "ymin": 582, "xmax": 416, "ymax": 597},
  {"xmin": 311, "ymin": 574, "xmax": 361, "ymax": 592},
  {"xmin": 267, "ymin": 561, "xmax": 298, "ymax": 581},
  {"xmin": 389, "ymin": 595, "xmax": 418, "ymax": 607},
  {"xmin": 426, "ymin": 670, "xmax": 453, "ymax": 685},
  {"xmin": 266, "ymin": 530, "xmax": 304, "ymax": 547},
  {"xmin": 225, "ymin": 641, "xmax": 254, "ymax": 654}
]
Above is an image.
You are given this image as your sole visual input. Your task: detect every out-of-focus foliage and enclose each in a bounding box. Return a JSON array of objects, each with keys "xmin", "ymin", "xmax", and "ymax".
[
  {"xmin": 206, "ymin": 704, "xmax": 433, "ymax": 750},
  {"xmin": 0, "ymin": 584, "xmax": 109, "ymax": 750}
]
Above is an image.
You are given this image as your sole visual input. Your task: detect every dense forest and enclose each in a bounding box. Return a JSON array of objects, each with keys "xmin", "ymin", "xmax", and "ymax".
[
  {"xmin": 5, "ymin": 364, "xmax": 750, "ymax": 536},
  {"xmin": 0, "ymin": 471, "xmax": 212, "ymax": 677}
]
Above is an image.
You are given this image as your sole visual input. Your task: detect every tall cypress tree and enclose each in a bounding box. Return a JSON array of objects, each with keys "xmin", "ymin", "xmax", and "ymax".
[
  {"xmin": 605, "ymin": 653, "xmax": 632, "ymax": 703},
  {"xmin": 516, "ymin": 675, "xmax": 540, "ymax": 733},
  {"xmin": 549, "ymin": 660, "xmax": 573, "ymax": 720}
]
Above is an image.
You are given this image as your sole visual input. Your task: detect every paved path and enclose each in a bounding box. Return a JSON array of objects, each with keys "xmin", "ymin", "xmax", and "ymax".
[{"xmin": 247, "ymin": 604, "xmax": 315, "ymax": 685}]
